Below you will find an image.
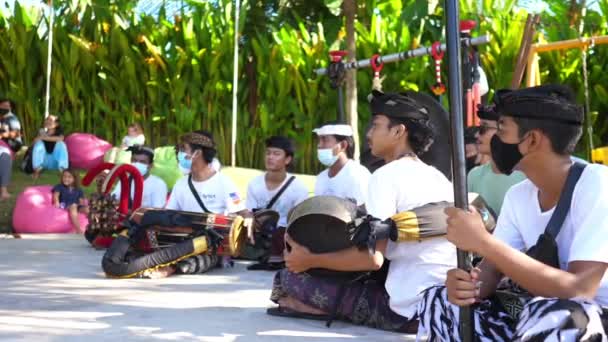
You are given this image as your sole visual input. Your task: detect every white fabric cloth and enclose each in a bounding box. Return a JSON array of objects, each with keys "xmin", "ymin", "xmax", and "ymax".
[
  {"xmin": 493, "ymin": 163, "xmax": 608, "ymax": 306},
  {"xmin": 245, "ymin": 173, "xmax": 309, "ymax": 227},
  {"xmin": 122, "ymin": 134, "xmax": 145, "ymax": 147},
  {"xmin": 314, "ymin": 159, "xmax": 370, "ymax": 206},
  {"xmin": 166, "ymin": 172, "xmax": 246, "ymax": 214},
  {"xmin": 367, "ymin": 158, "xmax": 456, "ymax": 319},
  {"xmin": 111, "ymin": 174, "xmax": 168, "ymax": 208},
  {"xmin": 0, "ymin": 146, "xmax": 11, "ymax": 156},
  {"xmin": 312, "ymin": 124, "xmax": 353, "ymax": 136}
]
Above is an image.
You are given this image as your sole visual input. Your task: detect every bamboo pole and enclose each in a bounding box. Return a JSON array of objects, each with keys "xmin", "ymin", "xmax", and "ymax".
[
  {"xmin": 230, "ymin": 0, "xmax": 240, "ymax": 167},
  {"xmin": 44, "ymin": 0, "xmax": 54, "ymax": 119},
  {"xmin": 511, "ymin": 14, "xmax": 540, "ymax": 89},
  {"xmin": 525, "ymin": 35, "xmax": 608, "ymax": 87},
  {"xmin": 531, "ymin": 35, "xmax": 608, "ymax": 53}
]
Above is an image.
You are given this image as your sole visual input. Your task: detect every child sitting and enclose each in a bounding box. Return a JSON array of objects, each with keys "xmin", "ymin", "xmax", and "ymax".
[
  {"xmin": 106, "ymin": 123, "xmax": 146, "ymax": 164},
  {"xmin": 52, "ymin": 168, "xmax": 89, "ymax": 233},
  {"xmin": 121, "ymin": 123, "xmax": 145, "ymax": 149}
]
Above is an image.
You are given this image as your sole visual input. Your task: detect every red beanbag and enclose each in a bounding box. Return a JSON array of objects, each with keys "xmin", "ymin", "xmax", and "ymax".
[
  {"xmin": 12, "ymin": 185, "xmax": 88, "ymax": 234},
  {"xmin": 65, "ymin": 133, "xmax": 112, "ymax": 170},
  {"xmin": 0, "ymin": 140, "xmax": 14, "ymax": 160}
]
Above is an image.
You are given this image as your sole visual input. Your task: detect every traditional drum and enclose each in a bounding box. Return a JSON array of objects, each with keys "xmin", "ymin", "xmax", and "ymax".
[
  {"xmin": 129, "ymin": 207, "xmax": 250, "ymax": 257},
  {"xmin": 101, "ymin": 208, "xmax": 277, "ymax": 278},
  {"xmin": 286, "ymin": 195, "xmax": 495, "ymax": 278}
]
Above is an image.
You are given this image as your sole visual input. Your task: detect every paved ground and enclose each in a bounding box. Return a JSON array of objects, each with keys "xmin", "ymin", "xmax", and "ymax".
[{"xmin": 0, "ymin": 235, "xmax": 415, "ymax": 342}]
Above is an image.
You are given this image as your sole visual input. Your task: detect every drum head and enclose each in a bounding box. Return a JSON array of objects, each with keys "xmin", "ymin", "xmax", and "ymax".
[{"xmin": 287, "ymin": 215, "xmax": 353, "ymax": 254}]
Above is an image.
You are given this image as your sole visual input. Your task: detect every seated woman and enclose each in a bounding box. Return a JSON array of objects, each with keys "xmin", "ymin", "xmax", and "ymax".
[{"xmin": 32, "ymin": 115, "xmax": 68, "ymax": 179}]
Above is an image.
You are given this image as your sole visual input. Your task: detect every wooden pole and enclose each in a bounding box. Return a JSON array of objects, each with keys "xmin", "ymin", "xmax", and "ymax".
[
  {"xmin": 511, "ymin": 14, "xmax": 540, "ymax": 89},
  {"xmin": 531, "ymin": 35, "xmax": 608, "ymax": 53},
  {"xmin": 525, "ymin": 35, "xmax": 608, "ymax": 87},
  {"xmin": 44, "ymin": 0, "xmax": 54, "ymax": 119}
]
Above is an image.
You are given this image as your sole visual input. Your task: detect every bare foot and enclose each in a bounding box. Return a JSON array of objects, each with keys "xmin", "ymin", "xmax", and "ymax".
[
  {"xmin": 32, "ymin": 169, "xmax": 41, "ymax": 180},
  {"xmin": 142, "ymin": 266, "xmax": 176, "ymax": 279},
  {"xmin": 278, "ymin": 296, "xmax": 328, "ymax": 315}
]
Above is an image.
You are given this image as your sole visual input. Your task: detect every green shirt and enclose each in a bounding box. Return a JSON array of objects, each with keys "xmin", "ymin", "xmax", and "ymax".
[{"xmin": 467, "ymin": 162, "xmax": 526, "ymax": 215}]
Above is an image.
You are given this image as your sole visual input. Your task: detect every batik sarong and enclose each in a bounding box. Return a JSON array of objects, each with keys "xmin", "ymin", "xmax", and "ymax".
[
  {"xmin": 417, "ymin": 285, "xmax": 608, "ymax": 341},
  {"xmin": 270, "ymin": 268, "xmax": 417, "ymax": 333}
]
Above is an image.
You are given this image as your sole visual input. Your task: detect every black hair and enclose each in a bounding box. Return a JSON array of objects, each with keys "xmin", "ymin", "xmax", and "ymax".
[
  {"xmin": 128, "ymin": 145, "xmax": 155, "ymax": 164},
  {"xmin": 387, "ymin": 117, "xmax": 435, "ymax": 156},
  {"xmin": 512, "ymin": 117, "xmax": 582, "ymax": 155},
  {"xmin": 61, "ymin": 168, "xmax": 81, "ymax": 189},
  {"xmin": 465, "ymin": 126, "xmax": 479, "ymax": 145},
  {"xmin": 265, "ymin": 136, "xmax": 295, "ymax": 158},
  {"xmin": 190, "ymin": 129, "xmax": 217, "ymax": 164},
  {"xmin": 333, "ymin": 135, "xmax": 355, "ymax": 159},
  {"xmin": 265, "ymin": 136, "xmax": 296, "ymax": 171},
  {"xmin": 496, "ymin": 85, "xmax": 583, "ymax": 155}
]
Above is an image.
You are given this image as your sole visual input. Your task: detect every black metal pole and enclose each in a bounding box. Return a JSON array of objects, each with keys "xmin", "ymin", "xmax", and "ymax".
[
  {"xmin": 337, "ymin": 86, "xmax": 345, "ymax": 122},
  {"xmin": 444, "ymin": 0, "xmax": 474, "ymax": 341}
]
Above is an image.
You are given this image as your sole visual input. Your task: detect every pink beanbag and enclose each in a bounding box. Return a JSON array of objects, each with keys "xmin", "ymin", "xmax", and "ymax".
[
  {"xmin": 65, "ymin": 133, "xmax": 112, "ymax": 170},
  {"xmin": 12, "ymin": 185, "xmax": 88, "ymax": 234},
  {"xmin": 0, "ymin": 140, "xmax": 14, "ymax": 160}
]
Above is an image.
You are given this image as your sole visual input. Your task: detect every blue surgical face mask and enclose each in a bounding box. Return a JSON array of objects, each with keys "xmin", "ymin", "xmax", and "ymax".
[
  {"xmin": 317, "ymin": 147, "xmax": 339, "ymax": 167},
  {"xmin": 177, "ymin": 151, "xmax": 193, "ymax": 172},
  {"xmin": 132, "ymin": 161, "xmax": 149, "ymax": 176}
]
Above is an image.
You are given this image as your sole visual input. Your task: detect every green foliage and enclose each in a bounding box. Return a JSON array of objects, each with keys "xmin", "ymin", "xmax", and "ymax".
[{"xmin": 0, "ymin": 0, "xmax": 606, "ymax": 175}]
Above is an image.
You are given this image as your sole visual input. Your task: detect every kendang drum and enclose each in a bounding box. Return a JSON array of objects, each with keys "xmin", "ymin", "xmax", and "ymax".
[
  {"xmin": 130, "ymin": 208, "xmax": 250, "ymax": 257},
  {"xmin": 101, "ymin": 208, "xmax": 268, "ymax": 278},
  {"xmin": 286, "ymin": 195, "xmax": 496, "ymax": 279}
]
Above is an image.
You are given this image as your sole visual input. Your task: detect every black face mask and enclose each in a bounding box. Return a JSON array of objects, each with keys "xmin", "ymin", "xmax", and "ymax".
[
  {"xmin": 0, "ymin": 108, "xmax": 9, "ymax": 115},
  {"xmin": 490, "ymin": 135, "xmax": 524, "ymax": 175}
]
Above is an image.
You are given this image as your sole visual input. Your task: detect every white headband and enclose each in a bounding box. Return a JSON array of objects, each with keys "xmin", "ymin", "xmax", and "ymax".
[{"xmin": 312, "ymin": 124, "xmax": 353, "ymax": 137}]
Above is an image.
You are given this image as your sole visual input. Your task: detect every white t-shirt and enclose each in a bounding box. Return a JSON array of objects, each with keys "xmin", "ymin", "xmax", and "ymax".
[
  {"xmin": 122, "ymin": 134, "xmax": 145, "ymax": 147},
  {"xmin": 112, "ymin": 174, "xmax": 168, "ymax": 208},
  {"xmin": 367, "ymin": 158, "xmax": 456, "ymax": 319},
  {"xmin": 493, "ymin": 163, "xmax": 608, "ymax": 306},
  {"xmin": 166, "ymin": 172, "xmax": 246, "ymax": 214},
  {"xmin": 246, "ymin": 173, "xmax": 309, "ymax": 227},
  {"xmin": 314, "ymin": 159, "xmax": 370, "ymax": 206}
]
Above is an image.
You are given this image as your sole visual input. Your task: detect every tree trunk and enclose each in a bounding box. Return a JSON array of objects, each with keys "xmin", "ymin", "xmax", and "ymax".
[{"xmin": 343, "ymin": 0, "xmax": 359, "ymax": 160}]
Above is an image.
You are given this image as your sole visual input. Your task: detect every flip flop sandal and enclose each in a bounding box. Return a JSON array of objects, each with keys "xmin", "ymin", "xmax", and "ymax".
[{"xmin": 266, "ymin": 307, "xmax": 330, "ymax": 321}]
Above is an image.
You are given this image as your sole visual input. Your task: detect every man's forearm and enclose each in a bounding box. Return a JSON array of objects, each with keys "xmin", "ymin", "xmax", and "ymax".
[
  {"xmin": 480, "ymin": 235, "xmax": 591, "ymax": 298},
  {"xmin": 311, "ymin": 246, "xmax": 383, "ymax": 272},
  {"xmin": 477, "ymin": 259, "xmax": 503, "ymax": 299}
]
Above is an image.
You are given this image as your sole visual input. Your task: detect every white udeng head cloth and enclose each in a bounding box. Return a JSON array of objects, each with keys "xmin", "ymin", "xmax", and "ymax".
[{"xmin": 312, "ymin": 124, "xmax": 353, "ymax": 137}]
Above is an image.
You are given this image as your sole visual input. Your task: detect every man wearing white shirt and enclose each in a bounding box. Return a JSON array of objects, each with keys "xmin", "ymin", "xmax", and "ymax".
[
  {"xmin": 313, "ymin": 122, "xmax": 370, "ymax": 206},
  {"xmin": 267, "ymin": 90, "xmax": 455, "ymax": 333},
  {"xmin": 166, "ymin": 130, "xmax": 248, "ymax": 216},
  {"xmin": 418, "ymin": 85, "xmax": 608, "ymax": 341},
  {"xmin": 245, "ymin": 136, "xmax": 309, "ymax": 270},
  {"xmin": 112, "ymin": 145, "xmax": 167, "ymax": 208}
]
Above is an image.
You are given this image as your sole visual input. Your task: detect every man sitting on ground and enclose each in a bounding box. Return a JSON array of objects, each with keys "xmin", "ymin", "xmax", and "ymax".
[
  {"xmin": 467, "ymin": 104, "xmax": 526, "ymax": 216},
  {"xmin": 245, "ymin": 136, "xmax": 309, "ymax": 270},
  {"xmin": 0, "ymin": 97, "xmax": 23, "ymax": 153},
  {"xmin": 112, "ymin": 145, "xmax": 168, "ymax": 208},
  {"xmin": 417, "ymin": 85, "xmax": 608, "ymax": 341},
  {"xmin": 313, "ymin": 122, "xmax": 370, "ymax": 206},
  {"xmin": 267, "ymin": 91, "xmax": 456, "ymax": 333}
]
